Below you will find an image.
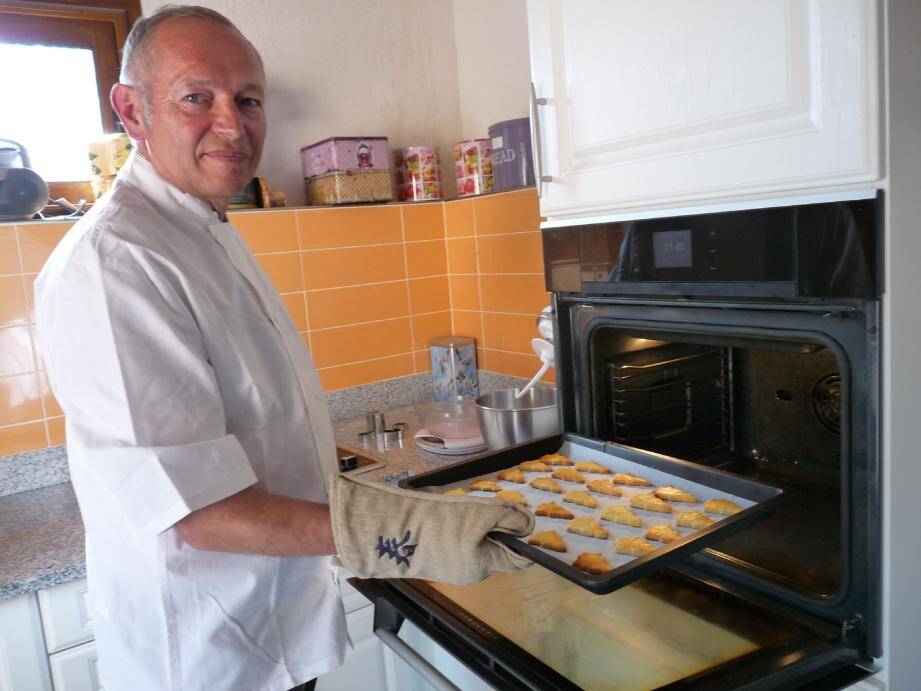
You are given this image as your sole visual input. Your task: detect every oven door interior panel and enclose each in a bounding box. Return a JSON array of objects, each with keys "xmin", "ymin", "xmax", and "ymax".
[
  {"xmin": 351, "ymin": 569, "xmax": 872, "ymax": 690},
  {"xmin": 555, "ymin": 297, "xmax": 880, "ymax": 655}
]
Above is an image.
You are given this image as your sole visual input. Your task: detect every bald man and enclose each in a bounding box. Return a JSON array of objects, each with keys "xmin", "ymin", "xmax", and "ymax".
[{"xmin": 35, "ymin": 6, "xmax": 530, "ymax": 690}]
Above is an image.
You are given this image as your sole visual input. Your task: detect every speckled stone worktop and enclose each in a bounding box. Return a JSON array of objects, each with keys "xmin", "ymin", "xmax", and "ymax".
[
  {"xmin": 0, "ymin": 483, "xmax": 85, "ymax": 601},
  {"xmin": 0, "ymin": 397, "xmax": 517, "ymax": 602}
]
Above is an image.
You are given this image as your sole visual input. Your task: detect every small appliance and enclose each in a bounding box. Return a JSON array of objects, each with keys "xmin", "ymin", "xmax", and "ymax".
[{"xmin": 0, "ymin": 140, "xmax": 48, "ymax": 221}]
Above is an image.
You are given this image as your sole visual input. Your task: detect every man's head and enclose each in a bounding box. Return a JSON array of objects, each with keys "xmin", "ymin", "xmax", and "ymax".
[{"xmin": 111, "ymin": 5, "xmax": 266, "ymax": 214}]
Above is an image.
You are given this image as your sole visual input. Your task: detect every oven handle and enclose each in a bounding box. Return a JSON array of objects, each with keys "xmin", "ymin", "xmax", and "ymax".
[{"xmin": 375, "ymin": 627, "xmax": 461, "ymax": 691}]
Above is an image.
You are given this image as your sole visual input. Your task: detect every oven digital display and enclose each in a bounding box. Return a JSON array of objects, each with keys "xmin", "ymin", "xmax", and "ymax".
[{"xmin": 653, "ymin": 229, "xmax": 693, "ymax": 269}]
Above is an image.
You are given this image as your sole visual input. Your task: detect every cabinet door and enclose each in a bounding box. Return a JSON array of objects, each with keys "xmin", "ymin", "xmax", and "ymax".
[
  {"xmin": 386, "ymin": 620, "xmax": 493, "ymax": 691},
  {"xmin": 48, "ymin": 641, "xmax": 101, "ymax": 691},
  {"xmin": 527, "ymin": 0, "xmax": 881, "ymax": 220},
  {"xmin": 316, "ymin": 606, "xmax": 391, "ymax": 691},
  {"xmin": 0, "ymin": 595, "xmax": 53, "ymax": 691},
  {"xmin": 37, "ymin": 579, "xmax": 93, "ymax": 654}
]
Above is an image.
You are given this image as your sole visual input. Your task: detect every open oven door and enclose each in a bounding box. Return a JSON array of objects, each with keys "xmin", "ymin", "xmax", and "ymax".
[{"xmin": 351, "ymin": 568, "xmax": 874, "ymax": 691}]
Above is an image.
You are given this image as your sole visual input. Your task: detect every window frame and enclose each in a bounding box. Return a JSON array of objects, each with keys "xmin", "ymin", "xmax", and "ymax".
[{"xmin": 0, "ymin": 0, "xmax": 140, "ymax": 178}]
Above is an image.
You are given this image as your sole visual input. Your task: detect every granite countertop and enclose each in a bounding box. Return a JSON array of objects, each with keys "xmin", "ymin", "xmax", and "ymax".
[{"xmin": 0, "ymin": 404, "xmax": 493, "ymax": 602}]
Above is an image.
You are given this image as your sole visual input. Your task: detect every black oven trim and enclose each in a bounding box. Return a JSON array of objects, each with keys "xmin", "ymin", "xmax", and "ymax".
[
  {"xmin": 351, "ymin": 574, "xmax": 873, "ymax": 691},
  {"xmin": 553, "ymin": 295, "xmax": 881, "ymax": 656}
]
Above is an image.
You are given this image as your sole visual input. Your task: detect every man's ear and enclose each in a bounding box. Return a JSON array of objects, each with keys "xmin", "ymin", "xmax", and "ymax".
[{"xmin": 110, "ymin": 83, "xmax": 148, "ymax": 150}]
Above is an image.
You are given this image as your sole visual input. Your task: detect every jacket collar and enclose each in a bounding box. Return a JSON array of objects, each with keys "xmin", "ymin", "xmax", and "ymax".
[{"xmin": 118, "ymin": 151, "xmax": 221, "ymax": 224}]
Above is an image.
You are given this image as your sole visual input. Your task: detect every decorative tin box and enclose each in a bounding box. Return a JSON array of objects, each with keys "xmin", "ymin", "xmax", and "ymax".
[
  {"xmin": 394, "ymin": 145, "xmax": 442, "ymax": 201},
  {"xmin": 429, "ymin": 336, "xmax": 478, "ymax": 401},
  {"xmin": 454, "ymin": 139, "xmax": 494, "ymax": 197},
  {"xmin": 300, "ymin": 137, "xmax": 390, "ymax": 178}
]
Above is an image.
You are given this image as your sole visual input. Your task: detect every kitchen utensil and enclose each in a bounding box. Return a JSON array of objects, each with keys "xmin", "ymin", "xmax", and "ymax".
[
  {"xmin": 475, "ymin": 387, "xmax": 559, "ymax": 450},
  {"xmin": 515, "ymin": 338, "xmax": 554, "ymax": 400},
  {"xmin": 414, "ymin": 397, "xmax": 480, "ymax": 440},
  {"xmin": 414, "ymin": 430, "xmax": 486, "ymax": 455},
  {"xmin": 0, "ymin": 139, "xmax": 48, "ymax": 221}
]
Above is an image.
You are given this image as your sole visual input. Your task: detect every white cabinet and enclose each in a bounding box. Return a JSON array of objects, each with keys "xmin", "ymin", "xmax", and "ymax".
[
  {"xmin": 47, "ymin": 642, "xmax": 101, "ymax": 691},
  {"xmin": 316, "ymin": 606, "xmax": 392, "ymax": 691},
  {"xmin": 527, "ymin": 0, "xmax": 881, "ymax": 221},
  {"xmin": 0, "ymin": 594, "xmax": 53, "ymax": 691},
  {"xmin": 37, "ymin": 579, "xmax": 93, "ymax": 655}
]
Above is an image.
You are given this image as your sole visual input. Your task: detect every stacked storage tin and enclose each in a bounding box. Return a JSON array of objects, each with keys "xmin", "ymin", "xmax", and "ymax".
[
  {"xmin": 300, "ymin": 137, "xmax": 393, "ymax": 205},
  {"xmin": 393, "ymin": 146, "xmax": 442, "ymax": 201},
  {"xmin": 454, "ymin": 139, "xmax": 494, "ymax": 197}
]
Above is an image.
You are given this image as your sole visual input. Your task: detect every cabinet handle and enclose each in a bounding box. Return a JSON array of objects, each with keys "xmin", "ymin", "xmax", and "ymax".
[
  {"xmin": 375, "ymin": 628, "xmax": 461, "ymax": 691},
  {"xmin": 530, "ymin": 81, "xmax": 552, "ymax": 197}
]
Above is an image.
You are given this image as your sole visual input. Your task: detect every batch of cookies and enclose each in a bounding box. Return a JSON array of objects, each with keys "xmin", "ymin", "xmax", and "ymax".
[{"xmin": 447, "ymin": 452, "xmax": 743, "ymax": 575}]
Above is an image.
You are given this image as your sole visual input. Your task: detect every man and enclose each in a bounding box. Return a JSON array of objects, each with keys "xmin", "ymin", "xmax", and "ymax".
[{"xmin": 34, "ymin": 6, "xmax": 531, "ymax": 690}]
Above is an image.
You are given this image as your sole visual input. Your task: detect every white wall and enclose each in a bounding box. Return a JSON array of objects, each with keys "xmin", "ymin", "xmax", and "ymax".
[
  {"xmin": 140, "ymin": 0, "xmax": 464, "ymax": 202},
  {"xmin": 452, "ymin": 0, "xmax": 531, "ymax": 139}
]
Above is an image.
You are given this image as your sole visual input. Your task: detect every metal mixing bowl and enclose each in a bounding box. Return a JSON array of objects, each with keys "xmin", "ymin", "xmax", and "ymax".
[{"xmin": 475, "ymin": 388, "xmax": 559, "ymax": 449}]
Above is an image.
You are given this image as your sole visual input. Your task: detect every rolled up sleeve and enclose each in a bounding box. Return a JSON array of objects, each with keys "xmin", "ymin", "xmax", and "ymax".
[{"xmin": 37, "ymin": 240, "xmax": 257, "ymax": 539}]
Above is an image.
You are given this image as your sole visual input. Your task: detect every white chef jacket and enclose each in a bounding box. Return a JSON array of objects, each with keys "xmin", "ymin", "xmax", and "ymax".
[{"xmin": 34, "ymin": 152, "xmax": 346, "ymax": 691}]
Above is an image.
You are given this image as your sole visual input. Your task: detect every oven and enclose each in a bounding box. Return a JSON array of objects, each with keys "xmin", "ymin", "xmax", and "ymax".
[{"xmin": 352, "ymin": 196, "xmax": 882, "ymax": 690}]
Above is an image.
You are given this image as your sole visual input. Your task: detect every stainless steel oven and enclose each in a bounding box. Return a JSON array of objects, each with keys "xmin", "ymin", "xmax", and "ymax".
[{"xmin": 352, "ymin": 196, "xmax": 882, "ymax": 690}]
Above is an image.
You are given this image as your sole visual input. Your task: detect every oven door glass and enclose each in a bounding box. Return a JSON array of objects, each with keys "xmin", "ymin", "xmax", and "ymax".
[{"xmin": 354, "ymin": 568, "xmax": 865, "ymax": 691}]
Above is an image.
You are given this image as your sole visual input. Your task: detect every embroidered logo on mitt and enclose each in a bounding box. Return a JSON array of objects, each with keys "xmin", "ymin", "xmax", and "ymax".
[{"xmin": 376, "ymin": 530, "xmax": 417, "ymax": 567}]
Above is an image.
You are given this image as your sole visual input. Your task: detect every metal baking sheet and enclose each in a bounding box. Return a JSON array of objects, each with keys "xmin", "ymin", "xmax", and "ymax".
[{"xmin": 401, "ymin": 433, "xmax": 785, "ymax": 594}]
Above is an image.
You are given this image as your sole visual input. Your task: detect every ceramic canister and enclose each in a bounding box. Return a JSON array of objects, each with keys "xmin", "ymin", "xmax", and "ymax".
[{"xmin": 429, "ymin": 336, "xmax": 478, "ymax": 401}]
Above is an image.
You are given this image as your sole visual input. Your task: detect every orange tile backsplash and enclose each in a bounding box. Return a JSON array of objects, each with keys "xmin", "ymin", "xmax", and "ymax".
[{"xmin": 0, "ymin": 188, "xmax": 546, "ymax": 457}]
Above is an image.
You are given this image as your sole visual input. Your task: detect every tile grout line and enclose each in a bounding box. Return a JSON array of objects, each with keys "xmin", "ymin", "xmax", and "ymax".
[
  {"xmin": 296, "ymin": 237, "xmax": 448, "ymax": 254},
  {"xmin": 471, "ymin": 199, "xmax": 488, "ymax": 372},
  {"xmin": 398, "ymin": 206, "xmax": 417, "ymax": 372},
  {"xmin": 309, "ymin": 311, "xmax": 451, "ymax": 334},
  {"xmin": 293, "ymin": 211, "xmax": 313, "ymax": 352},
  {"xmin": 11, "ymin": 225, "xmax": 51, "ymax": 448},
  {"xmin": 442, "ymin": 200, "xmax": 455, "ymax": 337}
]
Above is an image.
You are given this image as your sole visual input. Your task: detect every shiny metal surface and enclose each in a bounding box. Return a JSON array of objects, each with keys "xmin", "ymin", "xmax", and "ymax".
[{"xmin": 475, "ymin": 387, "xmax": 559, "ymax": 449}]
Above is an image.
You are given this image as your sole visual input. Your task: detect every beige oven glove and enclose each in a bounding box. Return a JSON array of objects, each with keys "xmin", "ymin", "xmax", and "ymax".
[{"xmin": 329, "ymin": 473, "xmax": 534, "ymax": 585}]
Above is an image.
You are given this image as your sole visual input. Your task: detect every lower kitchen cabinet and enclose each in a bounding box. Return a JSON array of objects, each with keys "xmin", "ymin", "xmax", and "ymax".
[
  {"xmin": 316, "ymin": 605, "xmax": 393, "ymax": 691},
  {"xmin": 0, "ymin": 594, "xmax": 53, "ymax": 691},
  {"xmin": 47, "ymin": 641, "xmax": 101, "ymax": 691}
]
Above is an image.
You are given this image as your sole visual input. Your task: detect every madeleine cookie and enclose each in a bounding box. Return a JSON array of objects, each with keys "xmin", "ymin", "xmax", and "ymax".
[
  {"xmin": 573, "ymin": 552, "xmax": 613, "ymax": 575},
  {"xmin": 535, "ymin": 501, "xmax": 575, "ymax": 519},
  {"xmin": 676, "ymin": 511, "xmax": 715, "ymax": 529},
  {"xmin": 540, "ymin": 453, "xmax": 574, "ymax": 466},
  {"xmin": 612, "ymin": 472, "xmax": 652, "ymax": 487},
  {"xmin": 567, "ymin": 516, "xmax": 609, "ymax": 539},
  {"xmin": 443, "ymin": 488, "xmax": 467, "ymax": 496},
  {"xmin": 600, "ymin": 505, "xmax": 643, "ymax": 527},
  {"xmin": 654, "ymin": 486, "xmax": 698, "ymax": 503},
  {"xmin": 497, "ymin": 489, "xmax": 528, "ymax": 506},
  {"xmin": 552, "ymin": 468, "xmax": 585, "ymax": 484},
  {"xmin": 471, "ymin": 480, "xmax": 502, "ymax": 492},
  {"xmin": 631, "ymin": 493, "xmax": 674, "ymax": 514},
  {"xmin": 586, "ymin": 479, "xmax": 623, "ymax": 497},
  {"xmin": 498, "ymin": 468, "xmax": 526, "ymax": 483},
  {"xmin": 645, "ymin": 524, "xmax": 680, "ymax": 544},
  {"xmin": 519, "ymin": 460, "xmax": 551, "ymax": 472},
  {"xmin": 575, "ymin": 461, "xmax": 611, "ymax": 474},
  {"xmin": 615, "ymin": 536, "xmax": 656, "ymax": 557},
  {"xmin": 705, "ymin": 498, "xmax": 742, "ymax": 515},
  {"xmin": 530, "ymin": 476, "xmax": 564, "ymax": 493},
  {"xmin": 563, "ymin": 490, "xmax": 598, "ymax": 509},
  {"xmin": 528, "ymin": 529, "xmax": 567, "ymax": 553}
]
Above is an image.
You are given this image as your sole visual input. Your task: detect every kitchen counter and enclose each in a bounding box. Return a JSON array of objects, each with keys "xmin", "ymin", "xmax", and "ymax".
[{"xmin": 0, "ymin": 403, "xmax": 496, "ymax": 602}]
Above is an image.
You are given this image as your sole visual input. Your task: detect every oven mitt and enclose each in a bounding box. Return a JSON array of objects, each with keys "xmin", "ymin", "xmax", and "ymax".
[{"xmin": 329, "ymin": 473, "xmax": 535, "ymax": 584}]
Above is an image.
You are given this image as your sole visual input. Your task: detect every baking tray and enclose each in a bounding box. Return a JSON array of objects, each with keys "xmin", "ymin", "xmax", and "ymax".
[{"xmin": 400, "ymin": 433, "xmax": 785, "ymax": 594}]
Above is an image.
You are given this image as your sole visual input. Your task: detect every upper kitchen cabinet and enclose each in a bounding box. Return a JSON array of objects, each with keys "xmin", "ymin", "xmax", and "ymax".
[{"xmin": 526, "ymin": 0, "xmax": 881, "ymax": 221}]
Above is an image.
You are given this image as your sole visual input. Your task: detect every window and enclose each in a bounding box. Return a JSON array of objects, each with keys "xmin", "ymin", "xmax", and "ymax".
[{"xmin": 0, "ymin": 0, "xmax": 140, "ymax": 182}]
